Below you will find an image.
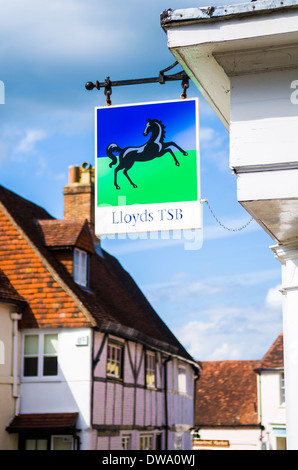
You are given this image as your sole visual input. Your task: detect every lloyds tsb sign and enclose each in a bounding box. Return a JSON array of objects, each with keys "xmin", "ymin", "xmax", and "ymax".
[{"xmin": 94, "ymin": 99, "xmax": 201, "ymax": 236}]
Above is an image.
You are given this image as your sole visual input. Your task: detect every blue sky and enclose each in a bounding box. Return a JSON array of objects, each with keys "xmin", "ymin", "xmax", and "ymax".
[{"xmin": 0, "ymin": 0, "xmax": 282, "ymax": 361}]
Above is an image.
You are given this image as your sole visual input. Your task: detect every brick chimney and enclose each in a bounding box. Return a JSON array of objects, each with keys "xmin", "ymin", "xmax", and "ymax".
[{"xmin": 63, "ymin": 162, "xmax": 95, "ymax": 229}]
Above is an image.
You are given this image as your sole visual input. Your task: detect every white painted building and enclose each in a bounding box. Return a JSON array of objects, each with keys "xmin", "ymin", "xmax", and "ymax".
[
  {"xmin": 256, "ymin": 334, "xmax": 286, "ymax": 450},
  {"xmin": 161, "ymin": 0, "xmax": 298, "ymax": 449},
  {"xmin": 0, "ymin": 270, "xmax": 27, "ymax": 450},
  {"xmin": 17, "ymin": 327, "xmax": 93, "ymax": 450}
]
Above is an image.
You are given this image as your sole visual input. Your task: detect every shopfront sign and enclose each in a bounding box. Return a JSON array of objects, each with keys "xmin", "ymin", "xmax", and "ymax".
[
  {"xmin": 273, "ymin": 428, "xmax": 286, "ymax": 437},
  {"xmin": 193, "ymin": 439, "xmax": 230, "ymax": 448},
  {"xmin": 94, "ymin": 99, "xmax": 200, "ymax": 236}
]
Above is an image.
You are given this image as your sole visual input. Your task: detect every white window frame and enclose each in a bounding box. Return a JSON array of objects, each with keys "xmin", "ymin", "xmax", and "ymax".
[
  {"xmin": 73, "ymin": 248, "xmax": 88, "ymax": 287},
  {"xmin": 22, "ymin": 332, "xmax": 59, "ymax": 381},
  {"xmin": 106, "ymin": 342, "xmax": 123, "ymax": 379},
  {"xmin": 140, "ymin": 434, "xmax": 153, "ymax": 450},
  {"xmin": 146, "ymin": 351, "xmax": 156, "ymax": 388},
  {"xmin": 178, "ymin": 365, "xmax": 187, "ymax": 394},
  {"xmin": 122, "ymin": 434, "xmax": 131, "ymax": 450}
]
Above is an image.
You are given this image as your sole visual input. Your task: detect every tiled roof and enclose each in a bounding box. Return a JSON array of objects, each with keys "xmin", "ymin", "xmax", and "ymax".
[
  {"xmin": 0, "ymin": 184, "xmax": 193, "ymax": 361},
  {"xmin": 255, "ymin": 333, "xmax": 284, "ymax": 370},
  {"xmin": 38, "ymin": 219, "xmax": 95, "ymax": 253},
  {"xmin": 0, "ymin": 268, "xmax": 27, "ymax": 306},
  {"xmin": 7, "ymin": 413, "xmax": 79, "ymax": 433},
  {"xmin": 195, "ymin": 360, "xmax": 259, "ymax": 427}
]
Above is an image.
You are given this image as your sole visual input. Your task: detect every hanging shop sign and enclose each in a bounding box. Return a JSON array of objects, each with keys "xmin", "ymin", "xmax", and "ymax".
[{"xmin": 94, "ymin": 98, "xmax": 200, "ymax": 236}]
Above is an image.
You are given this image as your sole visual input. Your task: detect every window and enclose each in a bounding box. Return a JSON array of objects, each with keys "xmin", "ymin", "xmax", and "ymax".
[
  {"xmin": 178, "ymin": 366, "xmax": 187, "ymax": 393},
  {"xmin": 280, "ymin": 372, "xmax": 285, "ymax": 405},
  {"xmin": 22, "ymin": 436, "xmax": 75, "ymax": 450},
  {"xmin": 24, "ymin": 438, "xmax": 48, "ymax": 450},
  {"xmin": 140, "ymin": 434, "xmax": 153, "ymax": 450},
  {"xmin": 23, "ymin": 333, "xmax": 58, "ymax": 378},
  {"xmin": 51, "ymin": 436, "xmax": 74, "ymax": 450},
  {"xmin": 106, "ymin": 343, "xmax": 123, "ymax": 378},
  {"xmin": 43, "ymin": 334, "xmax": 58, "ymax": 376},
  {"xmin": 73, "ymin": 248, "xmax": 88, "ymax": 287},
  {"xmin": 146, "ymin": 351, "xmax": 156, "ymax": 387},
  {"xmin": 24, "ymin": 335, "xmax": 39, "ymax": 376},
  {"xmin": 122, "ymin": 434, "xmax": 131, "ymax": 450}
]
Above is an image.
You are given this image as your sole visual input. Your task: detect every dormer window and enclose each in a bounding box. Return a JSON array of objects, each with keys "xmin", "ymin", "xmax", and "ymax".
[{"xmin": 73, "ymin": 248, "xmax": 88, "ymax": 287}]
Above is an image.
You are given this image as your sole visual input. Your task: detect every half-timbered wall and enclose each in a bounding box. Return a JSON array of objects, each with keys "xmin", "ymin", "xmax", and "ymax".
[
  {"xmin": 92, "ymin": 331, "xmax": 195, "ymax": 450},
  {"xmin": 166, "ymin": 357, "xmax": 195, "ymax": 450}
]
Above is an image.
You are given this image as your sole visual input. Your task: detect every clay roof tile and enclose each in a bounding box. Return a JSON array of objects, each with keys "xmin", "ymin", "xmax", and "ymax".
[{"xmin": 195, "ymin": 360, "xmax": 259, "ymax": 427}]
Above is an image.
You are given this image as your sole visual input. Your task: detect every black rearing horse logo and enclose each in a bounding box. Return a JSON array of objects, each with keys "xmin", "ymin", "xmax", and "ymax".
[{"xmin": 105, "ymin": 118, "xmax": 188, "ymax": 189}]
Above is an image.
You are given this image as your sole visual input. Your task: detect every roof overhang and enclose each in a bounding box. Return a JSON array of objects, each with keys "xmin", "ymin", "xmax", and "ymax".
[
  {"xmin": 6, "ymin": 413, "xmax": 80, "ymax": 434},
  {"xmin": 161, "ymin": 0, "xmax": 298, "ymax": 130}
]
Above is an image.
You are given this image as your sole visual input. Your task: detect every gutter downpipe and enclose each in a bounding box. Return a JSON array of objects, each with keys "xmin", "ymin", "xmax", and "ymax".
[
  {"xmin": 164, "ymin": 355, "xmax": 171, "ymax": 450},
  {"xmin": 257, "ymin": 371, "xmax": 264, "ymax": 447},
  {"xmin": 10, "ymin": 313, "xmax": 22, "ymax": 416},
  {"xmin": 193, "ymin": 366, "xmax": 201, "ymax": 446}
]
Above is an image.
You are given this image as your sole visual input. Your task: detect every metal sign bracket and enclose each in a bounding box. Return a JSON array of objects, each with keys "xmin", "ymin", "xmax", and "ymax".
[{"xmin": 85, "ymin": 61, "xmax": 190, "ymax": 105}]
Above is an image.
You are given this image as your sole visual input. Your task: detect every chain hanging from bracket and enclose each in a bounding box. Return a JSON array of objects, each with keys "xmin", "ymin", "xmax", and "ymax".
[
  {"xmin": 181, "ymin": 76, "xmax": 189, "ymax": 99},
  {"xmin": 85, "ymin": 61, "xmax": 190, "ymax": 105},
  {"xmin": 103, "ymin": 77, "xmax": 112, "ymax": 106},
  {"xmin": 203, "ymin": 199, "xmax": 254, "ymax": 232}
]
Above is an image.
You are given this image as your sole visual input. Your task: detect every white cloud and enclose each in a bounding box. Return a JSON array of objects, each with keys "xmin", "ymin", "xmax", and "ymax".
[
  {"xmin": 16, "ymin": 129, "xmax": 47, "ymax": 154},
  {"xmin": 173, "ymin": 318, "xmax": 245, "ymax": 361},
  {"xmin": 0, "ymin": 125, "xmax": 49, "ymax": 168},
  {"xmin": 266, "ymin": 284, "xmax": 282, "ymax": 310},
  {"xmin": 171, "ymin": 278, "xmax": 283, "ymax": 361},
  {"xmin": 210, "ymin": 343, "xmax": 240, "ymax": 361},
  {"xmin": 145, "ymin": 278, "xmax": 222, "ymax": 304},
  {"xmin": 174, "ymin": 300, "xmax": 282, "ymax": 361},
  {"xmin": 199, "ymin": 125, "xmax": 230, "ymax": 171},
  {"xmin": 210, "ymin": 269, "xmax": 281, "ymax": 289},
  {"xmin": 200, "ymin": 127, "xmax": 216, "ymax": 142}
]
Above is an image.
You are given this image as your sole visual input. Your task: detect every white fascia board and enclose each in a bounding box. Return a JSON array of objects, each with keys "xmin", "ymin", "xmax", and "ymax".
[
  {"xmin": 166, "ymin": 1, "xmax": 298, "ymax": 30},
  {"xmin": 170, "ymin": 46, "xmax": 230, "ymax": 129},
  {"xmin": 165, "ymin": 3, "xmax": 298, "ymax": 49}
]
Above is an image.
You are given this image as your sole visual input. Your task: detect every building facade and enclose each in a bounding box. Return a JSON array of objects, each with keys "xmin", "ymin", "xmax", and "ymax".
[
  {"xmin": 193, "ymin": 334, "xmax": 286, "ymax": 451},
  {"xmin": 193, "ymin": 360, "xmax": 261, "ymax": 450},
  {"xmin": 0, "ymin": 270, "xmax": 26, "ymax": 450},
  {"xmin": 256, "ymin": 334, "xmax": 286, "ymax": 450},
  {"xmin": 0, "ymin": 163, "xmax": 199, "ymax": 450}
]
